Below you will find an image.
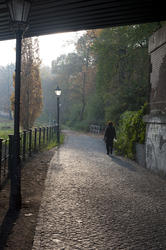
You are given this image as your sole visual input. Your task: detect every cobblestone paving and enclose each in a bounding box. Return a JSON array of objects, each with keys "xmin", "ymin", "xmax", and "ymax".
[{"xmin": 32, "ymin": 131, "xmax": 166, "ymax": 250}]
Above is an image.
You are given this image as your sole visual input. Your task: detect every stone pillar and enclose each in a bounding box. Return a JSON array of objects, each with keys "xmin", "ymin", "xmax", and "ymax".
[{"xmin": 144, "ymin": 26, "xmax": 166, "ymax": 172}]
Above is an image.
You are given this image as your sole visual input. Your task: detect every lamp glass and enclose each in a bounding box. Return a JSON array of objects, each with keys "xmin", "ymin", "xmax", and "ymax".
[
  {"xmin": 7, "ymin": 0, "xmax": 31, "ymax": 23},
  {"xmin": 55, "ymin": 87, "xmax": 62, "ymax": 96}
]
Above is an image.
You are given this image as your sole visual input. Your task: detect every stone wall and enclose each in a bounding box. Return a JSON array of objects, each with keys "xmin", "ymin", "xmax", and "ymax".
[
  {"xmin": 144, "ymin": 115, "xmax": 166, "ymax": 172},
  {"xmin": 145, "ymin": 26, "xmax": 166, "ymax": 173},
  {"xmin": 149, "ymin": 26, "xmax": 166, "ymax": 114}
]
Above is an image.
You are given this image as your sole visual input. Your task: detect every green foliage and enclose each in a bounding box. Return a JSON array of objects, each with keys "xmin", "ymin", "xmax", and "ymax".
[
  {"xmin": 40, "ymin": 24, "xmax": 159, "ymax": 134},
  {"xmin": 115, "ymin": 104, "xmax": 147, "ymax": 159},
  {"xmin": 93, "ymin": 23, "xmax": 158, "ymax": 124},
  {"xmin": 0, "ymin": 130, "xmax": 13, "ymax": 140},
  {"xmin": 0, "ymin": 121, "xmax": 13, "ymax": 139},
  {"xmin": 85, "ymin": 93, "xmax": 105, "ymax": 124},
  {"xmin": 70, "ymin": 120, "xmax": 90, "ymax": 132}
]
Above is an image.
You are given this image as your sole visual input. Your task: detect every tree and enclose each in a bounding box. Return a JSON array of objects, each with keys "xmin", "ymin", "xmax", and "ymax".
[
  {"xmin": 76, "ymin": 30, "xmax": 97, "ymax": 120},
  {"xmin": 51, "ymin": 53, "xmax": 83, "ymax": 124},
  {"xmin": 45, "ymin": 24, "xmax": 159, "ymax": 130},
  {"xmin": 11, "ymin": 37, "xmax": 43, "ymax": 130},
  {"xmin": 93, "ymin": 23, "xmax": 159, "ymax": 123},
  {"xmin": 39, "ymin": 65, "xmax": 57, "ymax": 123},
  {"xmin": 0, "ymin": 64, "xmax": 14, "ymax": 119}
]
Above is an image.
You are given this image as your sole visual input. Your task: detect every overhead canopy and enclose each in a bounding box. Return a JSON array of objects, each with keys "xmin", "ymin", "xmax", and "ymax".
[{"xmin": 0, "ymin": 0, "xmax": 165, "ymax": 41}]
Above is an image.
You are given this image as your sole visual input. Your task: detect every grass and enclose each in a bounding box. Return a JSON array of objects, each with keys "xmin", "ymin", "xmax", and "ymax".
[
  {"xmin": 44, "ymin": 133, "xmax": 65, "ymax": 150},
  {"xmin": 0, "ymin": 120, "xmax": 64, "ymax": 151},
  {"xmin": 0, "ymin": 130, "xmax": 13, "ymax": 140},
  {"xmin": 0, "ymin": 120, "xmax": 14, "ymax": 139}
]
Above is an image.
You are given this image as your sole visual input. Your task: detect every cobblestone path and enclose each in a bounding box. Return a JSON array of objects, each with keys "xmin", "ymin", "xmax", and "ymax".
[{"xmin": 32, "ymin": 131, "xmax": 166, "ymax": 250}]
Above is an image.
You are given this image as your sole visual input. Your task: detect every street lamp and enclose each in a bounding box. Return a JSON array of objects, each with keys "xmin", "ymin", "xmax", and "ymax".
[
  {"xmin": 6, "ymin": 0, "xmax": 31, "ymax": 211},
  {"xmin": 54, "ymin": 86, "xmax": 61, "ymax": 144}
]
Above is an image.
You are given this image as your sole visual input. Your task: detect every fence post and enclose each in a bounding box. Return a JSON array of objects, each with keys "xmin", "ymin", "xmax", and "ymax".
[
  {"xmin": 4, "ymin": 140, "xmax": 7, "ymax": 177},
  {"xmin": 49, "ymin": 126, "xmax": 51, "ymax": 141},
  {"xmin": 23, "ymin": 131, "xmax": 26, "ymax": 161},
  {"xmin": 8, "ymin": 135, "xmax": 14, "ymax": 178},
  {"xmin": 29, "ymin": 129, "xmax": 32, "ymax": 157},
  {"xmin": 50, "ymin": 126, "xmax": 52, "ymax": 140},
  {"xmin": 39, "ymin": 127, "xmax": 41, "ymax": 149},
  {"xmin": 47, "ymin": 127, "xmax": 50, "ymax": 143},
  {"xmin": 43, "ymin": 127, "xmax": 45, "ymax": 145},
  {"xmin": 47, "ymin": 127, "xmax": 49, "ymax": 143},
  {"xmin": 34, "ymin": 128, "xmax": 37, "ymax": 152},
  {"xmin": 0, "ymin": 138, "xmax": 3, "ymax": 186}
]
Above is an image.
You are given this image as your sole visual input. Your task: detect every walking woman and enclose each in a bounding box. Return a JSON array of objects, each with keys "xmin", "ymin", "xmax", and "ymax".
[{"xmin": 104, "ymin": 121, "xmax": 116, "ymax": 155}]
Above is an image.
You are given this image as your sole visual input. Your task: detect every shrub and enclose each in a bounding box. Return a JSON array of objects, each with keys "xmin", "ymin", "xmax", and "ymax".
[{"xmin": 115, "ymin": 103, "xmax": 147, "ymax": 159}]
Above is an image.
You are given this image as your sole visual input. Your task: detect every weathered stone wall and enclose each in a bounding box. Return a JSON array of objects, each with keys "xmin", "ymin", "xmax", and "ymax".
[
  {"xmin": 145, "ymin": 26, "xmax": 166, "ymax": 172},
  {"xmin": 144, "ymin": 116, "xmax": 166, "ymax": 172},
  {"xmin": 149, "ymin": 26, "xmax": 166, "ymax": 114}
]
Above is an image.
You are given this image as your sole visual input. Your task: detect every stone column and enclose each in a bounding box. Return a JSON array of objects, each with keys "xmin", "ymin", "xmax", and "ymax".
[{"xmin": 144, "ymin": 26, "xmax": 166, "ymax": 172}]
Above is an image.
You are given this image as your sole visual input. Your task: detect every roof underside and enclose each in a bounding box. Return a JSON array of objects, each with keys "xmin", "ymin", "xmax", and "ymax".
[{"xmin": 0, "ymin": 0, "xmax": 165, "ymax": 41}]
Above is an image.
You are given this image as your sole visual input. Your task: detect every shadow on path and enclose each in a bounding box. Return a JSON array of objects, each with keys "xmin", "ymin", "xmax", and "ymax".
[
  {"xmin": 110, "ymin": 155, "xmax": 136, "ymax": 172},
  {"xmin": 0, "ymin": 210, "xmax": 19, "ymax": 250}
]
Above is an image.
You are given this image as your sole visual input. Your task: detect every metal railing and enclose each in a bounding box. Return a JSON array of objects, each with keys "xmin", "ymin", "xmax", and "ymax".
[
  {"xmin": 89, "ymin": 124, "xmax": 105, "ymax": 134},
  {"xmin": 0, "ymin": 125, "xmax": 57, "ymax": 190},
  {"xmin": 0, "ymin": 137, "xmax": 9, "ymax": 189}
]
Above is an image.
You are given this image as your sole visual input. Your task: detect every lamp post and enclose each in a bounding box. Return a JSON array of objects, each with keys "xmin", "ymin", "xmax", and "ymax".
[
  {"xmin": 54, "ymin": 86, "xmax": 61, "ymax": 144},
  {"xmin": 6, "ymin": 0, "xmax": 31, "ymax": 210}
]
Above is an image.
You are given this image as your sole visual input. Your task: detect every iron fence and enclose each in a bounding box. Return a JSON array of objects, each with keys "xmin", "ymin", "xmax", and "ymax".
[
  {"xmin": 89, "ymin": 124, "xmax": 105, "ymax": 134},
  {"xmin": 0, "ymin": 125, "xmax": 57, "ymax": 190},
  {"xmin": 0, "ymin": 137, "xmax": 9, "ymax": 189}
]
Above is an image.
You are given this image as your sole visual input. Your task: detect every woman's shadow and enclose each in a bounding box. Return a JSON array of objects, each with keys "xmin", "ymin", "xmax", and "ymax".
[{"xmin": 110, "ymin": 155, "xmax": 136, "ymax": 172}]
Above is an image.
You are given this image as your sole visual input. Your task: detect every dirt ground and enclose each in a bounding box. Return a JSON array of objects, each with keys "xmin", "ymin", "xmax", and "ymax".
[{"xmin": 0, "ymin": 148, "xmax": 55, "ymax": 250}]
